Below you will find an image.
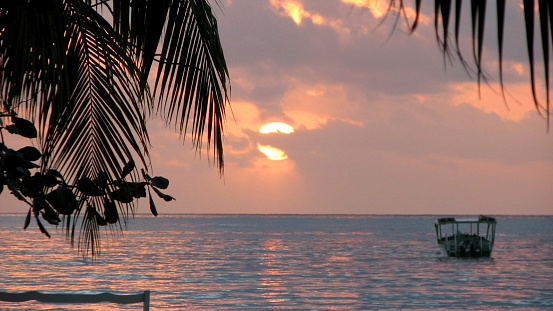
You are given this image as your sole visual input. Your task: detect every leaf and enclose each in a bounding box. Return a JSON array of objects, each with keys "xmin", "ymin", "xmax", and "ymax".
[
  {"xmin": 3, "ymin": 148, "xmax": 39, "ymax": 170},
  {"xmin": 523, "ymin": 0, "xmax": 539, "ymax": 108},
  {"xmin": 95, "ymin": 171, "xmax": 109, "ymax": 189},
  {"xmin": 41, "ymin": 210, "xmax": 60, "ymax": 225},
  {"xmin": 77, "ymin": 177, "xmax": 105, "ymax": 196},
  {"xmin": 5, "ymin": 125, "xmax": 20, "ymax": 135},
  {"xmin": 141, "ymin": 168, "xmax": 152, "ymax": 181},
  {"xmin": 150, "ymin": 176, "xmax": 169, "ymax": 189},
  {"xmin": 35, "ymin": 198, "xmax": 61, "ymax": 225},
  {"xmin": 10, "ymin": 117, "xmax": 38, "ymax": 138},
  {"xmin": 148, "ymin": 189, "xmax": 158, "ymax": 216},
  {"xmin": 17, "ymin": 146, "xmax": 42, "ymax": 161},
  {"xmin": 35, "ymin": 217, "xmax": 51, "ymax": 238},
  {"xmin": 496, "ymin": 0, "xmax": 506, "ymax": 100},
  {"xmin": 46, "ymin": 169, "xmax": 64, "ymax": 179},
  {"xmin": 18, "ymin": 159, "xmax": 40, "ymax": 170},
  {"xmin": 111, "ymin": 188, "xmax": 134, "ymax": 203},
  {"xmin": 6, "ymin": 181, "xmax": 31, "ymax": 205},
  {"xmin": 20, "ymin": 176, "xmax": 42, "ymax": 198},
  {"xmin": 95, "ymin": 213, "xmax": 108, "ymax": 226},
  {"xmin": 28, "ymin": 173, "xmax": 54, "ymax": 190},
  {"xmin": 538, "ymin": 0, "xmax": 551, "ymax": 121},
  {"xmin": 46, "ymin": 186, "xmax": 79, "ymax": 215},
  {"xmin": 16, "ymin": 166, "xmax": 32, "ymax": 177},
  {"xmin": 87, "ymin": 205, "xmax": 107, "ymax": 226},
  {"xmin": 34, "ymin": 173, "xmax": 59, "ymax": 188},
  {"xmin": 121, "ymin": 160, "xmax": 135, "ymax": 179},
  {"xmin": 24, "ymin": 208, "xmax": 32, "ymax": 230},
  {"xmin": 152, "ymin": 186, "xmax": 175, "ymax": 202},
  {"xmin": 42, "ymin": 201, "xmax": 61, "ymax": 225},
  {"xmin": 111, "ymin": 181, "xmax": 147, "ymax": 203},
  {"xmin": 103, "ymin": 199, "xmax": 119, "ymax": 224}
]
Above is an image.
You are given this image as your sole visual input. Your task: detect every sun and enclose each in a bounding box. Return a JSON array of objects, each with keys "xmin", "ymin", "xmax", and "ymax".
[
  {"xmin": 257, "ymin": 122, "xmax": 294, "ymax": 160},
  {"xmin": 257, "ymin": 144, "xmax": 288, "ymax": 160},
  {"xmin": 259, "ymin": 122, "xmax": 294, "ymax": 134}
]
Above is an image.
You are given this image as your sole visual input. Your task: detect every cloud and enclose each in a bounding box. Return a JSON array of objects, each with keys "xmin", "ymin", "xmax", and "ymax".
[
  {"xmin": 210, "ymin": 0, "xmax": 552, "ymax": 215},
  {"xmin": 269, "ymin": 0, "xmax": 350, "ymax": 35},
  {"xmin": 341, "ymin": 0, "xmax": 388, "ymax": 18},
  {"xmin": 9, "ymin": 0, "xmax": 551, "ymax": 216},
  {"xmin": 280, "ymin": 79, "xmax": 365, "ymax": 130},
  {"xmin": 448, "ymin": 82, "xmax": 537, "ymax": 122}
]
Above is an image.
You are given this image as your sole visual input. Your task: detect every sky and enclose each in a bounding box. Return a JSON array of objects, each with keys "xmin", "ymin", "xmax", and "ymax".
[{"xmin": 2, "ymin": 0, "xmax": 553, "ymax": 215}]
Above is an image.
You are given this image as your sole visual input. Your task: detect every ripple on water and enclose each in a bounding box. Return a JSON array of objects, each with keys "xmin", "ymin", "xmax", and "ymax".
[{"xmin": 0, "ymin": 215, "xmax": 552, "ymax": 310}]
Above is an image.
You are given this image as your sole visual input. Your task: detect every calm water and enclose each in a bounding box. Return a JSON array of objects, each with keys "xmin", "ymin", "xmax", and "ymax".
[{"xmin": 0, "ymin": 214, "xmax": 552, "ymax": 310}]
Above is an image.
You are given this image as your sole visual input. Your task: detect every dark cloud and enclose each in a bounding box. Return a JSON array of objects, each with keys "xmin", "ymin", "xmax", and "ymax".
[{"xmin": 218, "ymin": 0, "xmax": 479, "ymax": 106}]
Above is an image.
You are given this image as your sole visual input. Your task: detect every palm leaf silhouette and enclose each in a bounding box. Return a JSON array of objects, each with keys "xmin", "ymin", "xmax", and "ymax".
[
  {"xmin": 1, "ymin": 0, "xmax": 229, "ymax": 255},
  {"xmin": 399, "ymin": 0, "xmax": 552, "ymax": 124}
]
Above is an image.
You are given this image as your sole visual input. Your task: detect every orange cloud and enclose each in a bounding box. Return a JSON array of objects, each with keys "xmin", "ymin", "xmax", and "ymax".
[
  {"xmin": 342, "ymin": 0, "xmax": 430, "ymax": 26},
  {"xmin": 270, "ymin": 0, "xmax": 307, "ymax": 25},
  {"xmin": 449, "ymin": 82, "xmax": 538, "ymax": 122},
  {"xmin": 226, "ymin": 101, "xmax": 263, "ymax": 135},
  {"xmin": 342, "ymin": 0, "xmax": 388, "ymax": 18},
  {"xmin": 413, "ymin": 79, "xmax": 538, "ymax": 123},
  {"xmin": 280, "ymin": 80, "xmax": 365, "ymax": 130},
  {"xmin": 270, "ymin": 0, "xmax": 350, "ymax": 34},
  {"xmin": 221, "ymin": 101, "xmax": 263, "ymax": 157}
]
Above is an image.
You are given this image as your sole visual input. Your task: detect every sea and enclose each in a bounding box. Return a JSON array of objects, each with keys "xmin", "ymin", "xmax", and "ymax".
[{"xmin": 0, "ymin": 214, "xmax": 552, "ymax": 310}]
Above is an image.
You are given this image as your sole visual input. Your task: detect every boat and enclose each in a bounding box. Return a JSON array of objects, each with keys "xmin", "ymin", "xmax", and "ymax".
[{"xmin": 434, "ymin": 215, "xmax": 497, "ymax": 258}]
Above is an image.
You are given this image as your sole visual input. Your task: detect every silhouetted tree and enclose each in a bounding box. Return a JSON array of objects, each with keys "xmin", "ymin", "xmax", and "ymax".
[{"xmin": 0, "ymin": 0, "xmax": 229, "ymax": 257}]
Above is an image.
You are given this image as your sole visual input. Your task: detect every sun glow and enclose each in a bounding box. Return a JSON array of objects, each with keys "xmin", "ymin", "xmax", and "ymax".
[
  {"xmin": 342, "ymin": 0, "xmax": 427, "ymax": 23},
  {"xmin": 271, "ymin": 0, "xmax": 306, "ymax": 25},
  {"xmin": 342, "ymin": 0, "xmax": 388, "ymax": 18},
  {"xmin": 259, "ymin": 122, "xmax": 294, "ymax": 134},
  {"xmin": 257, "ymin": 144, "xmax": 288, "ymax": 160}
]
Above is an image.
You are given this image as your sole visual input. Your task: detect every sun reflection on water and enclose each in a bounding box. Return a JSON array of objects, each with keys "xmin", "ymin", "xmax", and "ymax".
[{"xmin": 1, "ymin": 215, "xmax": 552, "ymax": 310}]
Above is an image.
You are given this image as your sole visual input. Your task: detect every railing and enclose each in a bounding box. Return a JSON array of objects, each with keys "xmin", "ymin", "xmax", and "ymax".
[{"xmin": 0, "ymin": 290, "xmax": 150, "ymax": 310}]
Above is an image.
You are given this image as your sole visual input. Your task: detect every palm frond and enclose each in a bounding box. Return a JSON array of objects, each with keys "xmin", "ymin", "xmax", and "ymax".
[
  {"xmin": 112, "ymin": 0, "xmax": 230, "ymax": 172},
  {"xmin": 54, "ymin": 0, "xmax": 152, "ymax": 251},
  {"xmin": 394, "ymin": 0, "xmax": 552, "ymax": 123},
  {"xmin": 537, "ymin": 0, "xmax": 553, "ymax": 125},
  {"xmin": 41, "ymin": 0, "xmax": 149, "ymax": 209},
  {"xmin": 0, "ymin": 1, "xmax": 71, "ymax": 133},
  {"xmin": 496, "ymin": 0, "xmax": 506, "ymax": 101},
  {"xmin": 1, "ymin": 0, "xmax": 155, "ymax": 254}
]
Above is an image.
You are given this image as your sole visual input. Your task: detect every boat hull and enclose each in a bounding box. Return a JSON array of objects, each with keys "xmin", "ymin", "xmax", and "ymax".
[{"xmin": 437, "ymin": 234, "xmax": 493, "ymax": 257}]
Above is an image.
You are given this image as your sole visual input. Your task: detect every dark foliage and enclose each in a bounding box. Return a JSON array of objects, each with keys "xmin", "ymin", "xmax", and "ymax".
[
  {"xmin": 1, "ymin": 111, "xmax": 174, "ymax": 257},
  {"xmin": 0, "ymin": 0, "xmax": 229, "ymax": 258}
]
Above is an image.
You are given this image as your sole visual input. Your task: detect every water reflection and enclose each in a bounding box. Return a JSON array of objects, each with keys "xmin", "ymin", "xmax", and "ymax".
[
  {"xmin": 259, "ymin": 238, "xmax": 288, "ymax": 305},
  {"xmin": 0, "ymin": 215, "xmax": 552, "ymax": 310}
]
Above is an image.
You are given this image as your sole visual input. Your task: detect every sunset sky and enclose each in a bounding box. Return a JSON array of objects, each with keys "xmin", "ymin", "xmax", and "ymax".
[{"xmin": 2, "ymin": 0, "xmax": 553, "ymax": 215}]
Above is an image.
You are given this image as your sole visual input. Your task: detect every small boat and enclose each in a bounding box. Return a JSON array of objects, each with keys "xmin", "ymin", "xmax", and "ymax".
[{"xmin": 434, "ymin": 215, "xmax": 497, "ymax": 258}]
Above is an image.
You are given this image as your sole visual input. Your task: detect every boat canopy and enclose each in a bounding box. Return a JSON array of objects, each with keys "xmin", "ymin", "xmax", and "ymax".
[{"xmin": 436, "ymin": 215, "xmax": 496, "ymax": 224}]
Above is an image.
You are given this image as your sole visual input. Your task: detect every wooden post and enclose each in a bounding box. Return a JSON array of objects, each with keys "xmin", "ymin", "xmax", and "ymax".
[{"xmin": 143, "ymin": 290, "xmax": 150, "ymax": 311}]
